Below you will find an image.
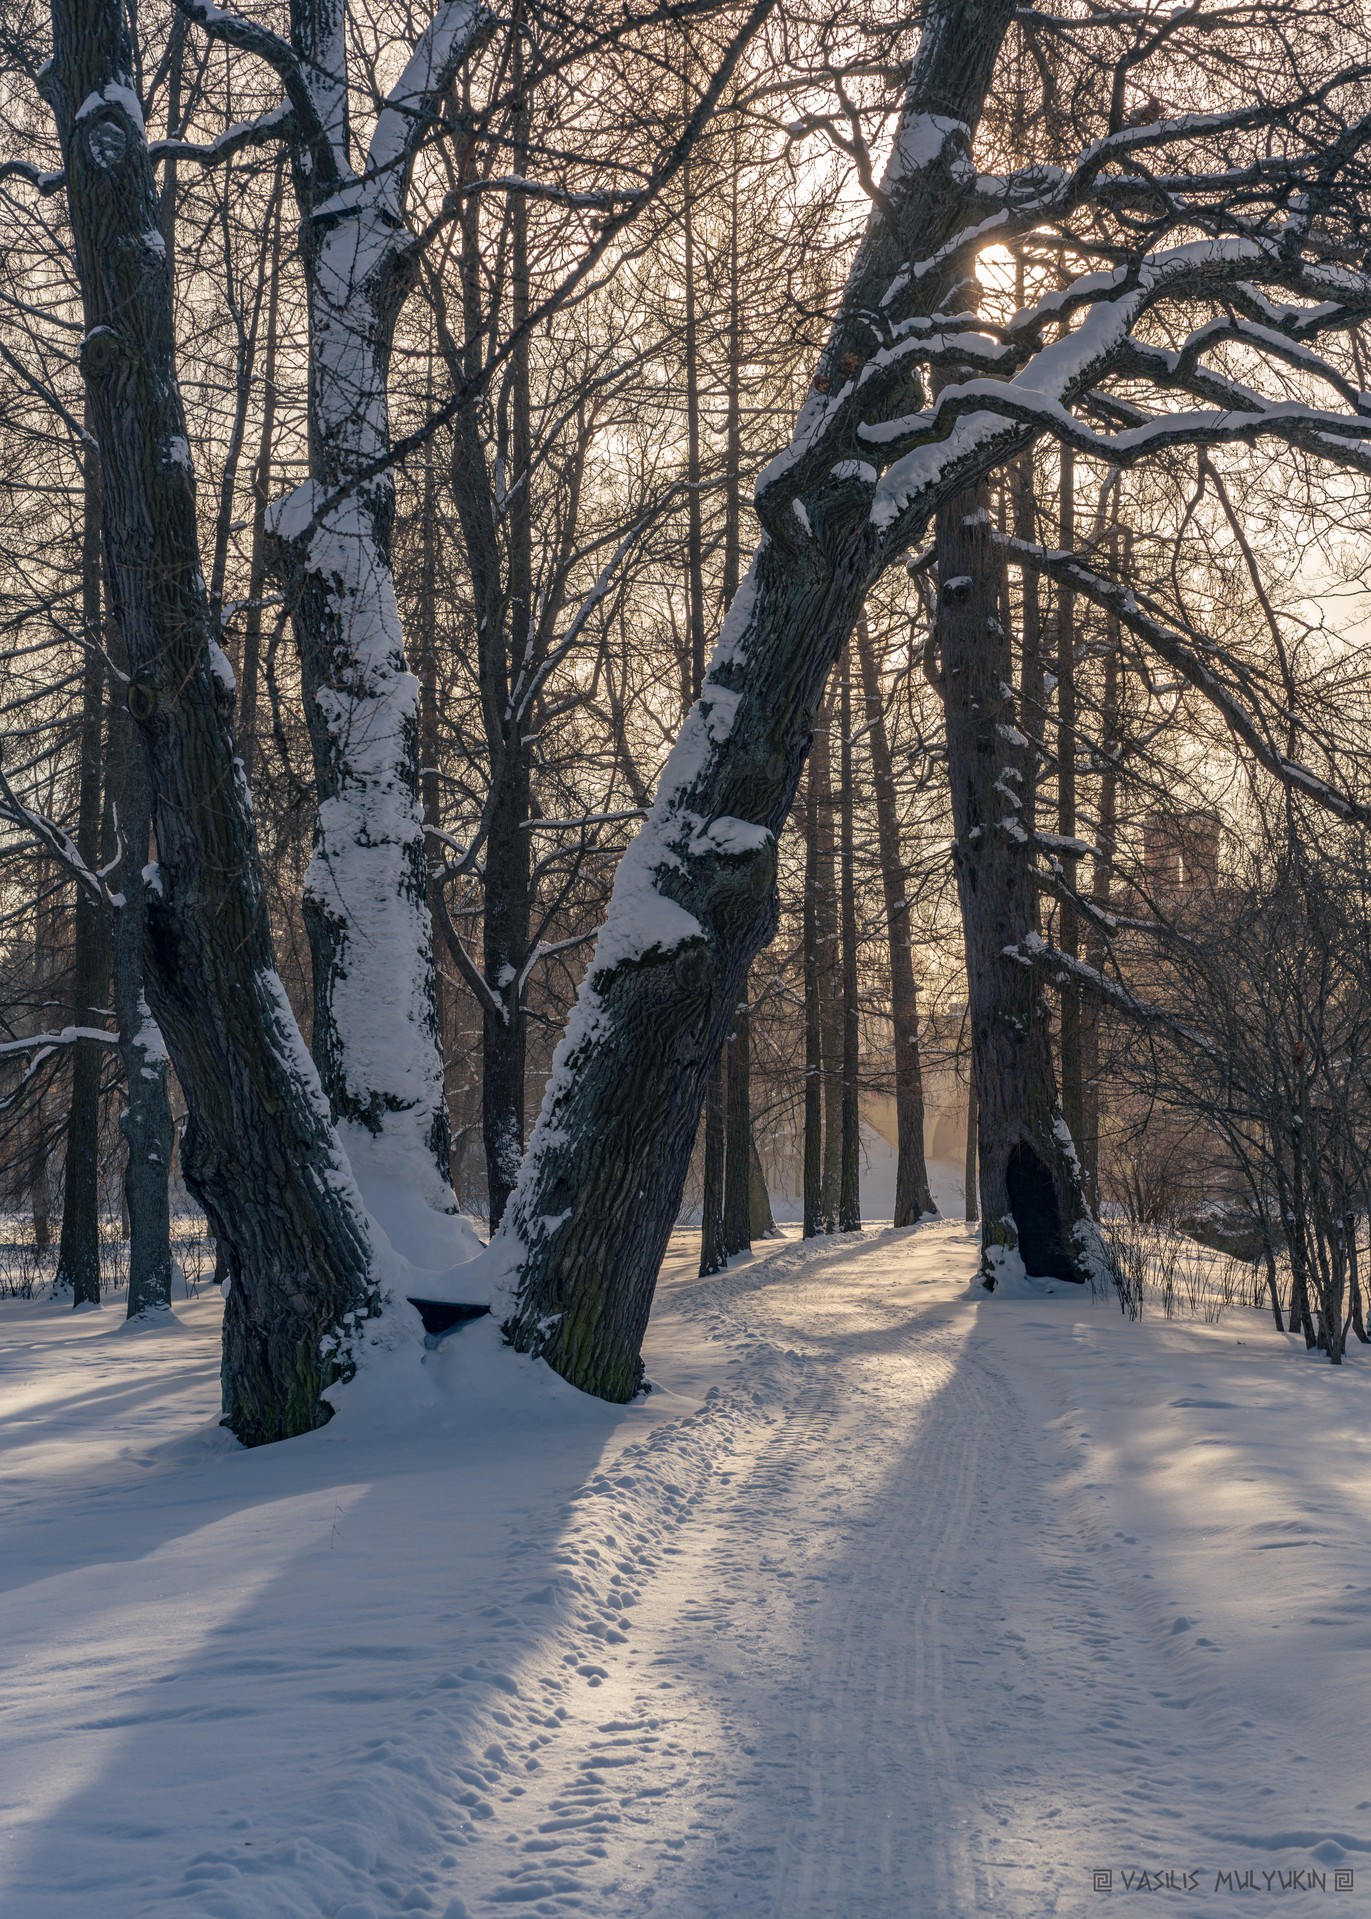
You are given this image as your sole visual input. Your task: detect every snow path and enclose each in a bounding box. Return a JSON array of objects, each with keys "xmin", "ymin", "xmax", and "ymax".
[{"xmin": 3, "ymin": 1222, "xmax": 1370, "ymax": 1916}]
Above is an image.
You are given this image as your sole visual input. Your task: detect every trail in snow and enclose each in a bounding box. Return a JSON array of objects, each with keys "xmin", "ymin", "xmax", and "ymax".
[{"xmin": 2, "ymin": 1217, "xmax": 1370, "ymax": 1918}]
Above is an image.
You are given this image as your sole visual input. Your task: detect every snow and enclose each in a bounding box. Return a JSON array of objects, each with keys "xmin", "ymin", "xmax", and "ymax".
[{"xmin": 4, "ymin": 1218, "xmax": 1370, "ymax": 1917}]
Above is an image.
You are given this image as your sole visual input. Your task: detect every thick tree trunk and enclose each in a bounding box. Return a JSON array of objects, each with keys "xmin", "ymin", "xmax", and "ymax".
[
  {"xmin": 56, "ymin": 442, "xmax": 107, "ymax": 1308},
  {"xmin": 1055, "ymin": 450, "xmax": 1086, "ymax": 1156},
  {"xmin": 936, "ymin": 480, "xmax": 1102, "ymax": 1287},
  {"xmin": 495, "ymin": 0, "xmax": 1020, "ymax": 1397},
  {"xmin": 260, "ymin": 0, "xmax": 491, "ymax": 1257},
  {"xmin": 46, "ymin": 0, "xmax": 377, "ymax": 1441},
  {"xmin": 838, "ymin": 654, "xmax": 861, "ymax": 1232},
  {"xmin": 856, "ymin": 619, "xmax": 934, "ymax": 1222}
]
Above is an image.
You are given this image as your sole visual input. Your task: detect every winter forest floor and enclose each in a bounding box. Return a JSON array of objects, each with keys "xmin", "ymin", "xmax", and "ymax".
[{"xmin": 3, "ymin": 1188, "xmax": 1371, "ymax": 1917}]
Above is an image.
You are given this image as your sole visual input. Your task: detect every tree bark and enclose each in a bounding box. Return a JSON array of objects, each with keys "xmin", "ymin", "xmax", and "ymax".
[
  {"xmin": 722, "ymin": 993, "xmax": 753, "ymax": 1257},
  {"xmin": 253, "ymin": 0, "xmax": 491, "ymax": 1248},
  {"xmin": 815, "ymin": 704, "xmax": 843, "ymax": 1231},
  {"xmin": 838, "ymin": 652, "xmax": 861, "ymax": 1232},
  {"xmin": 46, "ymin": 0, "xmax": 377, "ymax": 1441},
  {"xmin": 496, "ymin": 0, "xmax": 1021, "ymax": 1397},
  {"xmin": 935, "ymin": 479, "xmax": 1101, "ymax": 1286},
  {"xmin": 56, "ymin": 437, "xmax": 107, "ymax": 1308},
  {"xmin": 964, "ymin": 1062, "xmax": 978, "ymax": 1224},
  {"xmin": 802, "ymin": 759, "xmax": 823, "ymax": 1240},
  {"xmin": 108, "ymin": 696, "xmax": 175, "ymax": 1320},
  {"xmin": 1055, "ymin": 449, "xmax": 1086, "ymax": 1157},
  {"xmin": 855, "ymin": 618, "xmax": 934, "ymax": 1223}
]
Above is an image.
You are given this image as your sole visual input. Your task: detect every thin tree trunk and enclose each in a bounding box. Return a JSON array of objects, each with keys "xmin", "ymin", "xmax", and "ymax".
[
  {"xmin": 803, "ymin": 758, "xmax": 823, "ymax": 1240},
  {"xmin": 56, "ymin": 436, "xmax": 107, "ymax": 1307},
  {"xmin": 814, "ymin": 703, "xmax": 842, "ymax": 1231},
  {"xmin": 497, "ymin": 0, "xmax": 1020, "ymax": 1397},
  {"xmin": 964, "ymin": 1064, "xmax": 978, "ymax": 1223},
  {"xmin": 109, "ymin": 696, "xmax": 175, "ymax": 1320},
  {"xmin": 855, "ymin": 618, "xmax": 934, "ymax": 1222},
  {"xmin": 722, "ymin": 992, "xmax": 753, "ymax": 1257},
  {"xmin": 838, "ymin": 652, "xmax": 861, "ymax": 1232},
  {"xmin": 936, "ymin": 479, "xmax": 1101, "ymax": 1286},
  {"xmin": 46, "ymin": 0, "xmax": 376, "ymax": 1441},
  {"xmin": 237, "ymin": 165, "xmax": 283, "ymax": 785}
]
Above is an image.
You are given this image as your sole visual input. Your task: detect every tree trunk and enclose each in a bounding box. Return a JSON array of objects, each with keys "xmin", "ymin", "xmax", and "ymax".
[
  {"xmin": 46, "ymin": 0, "xmax": 377, "ymax": 1441},
  {"xmin": 838, "ymin": 652, "xmax": 861, "ymax": 1232},
  {"xmin": 964, "ymin": 1064, "xmax": 978, "ymax": 1223},
  {"xmin": 495, "ymin": 0, "xmax": 1020, "ymax": 1398},
  {"xmin": 56, "ymin": 439, "xmax": 107, "ymax": 1307},
  {"xmin": 236, "ymin": 165, "xmax": 283, "ymax": 786},
  {"xmin": 935, "ymin": 479, "xmax": 1101, "ymax": 1287},
  {"xmin": 259, "ymin": 0, "xmax": 489, "ymax": 1253},
  {"xmin": 1055, "ymin": 449, "xmax": 1086, "ymax": 1157},
  {"xmin": 698, "ymin": 1061, "xmax": 727, "ymax": 1275},
  {"xmin": 802, "ymin": 759, "xmax": 823, "ymax": 1240},
  {"xmin": 722, "ymin": 992, "xmax": 753, "ymax": 1257},
  {"xmin": 855, "ymin": 618, "xmax": 934, "ymax": 1222},
  {"xmin": 815, "ymin": 704, "xmax": 843, "ymax": 1231},
  {"xmin": 109, "ymin": 697, "xmax": 175, "ymax": 1320}
]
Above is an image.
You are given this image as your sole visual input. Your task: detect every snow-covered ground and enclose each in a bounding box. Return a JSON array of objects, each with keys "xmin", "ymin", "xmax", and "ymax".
[{"xmin": 3, "ymin": 1199, "xmax": 1370, "ymax": 1917}]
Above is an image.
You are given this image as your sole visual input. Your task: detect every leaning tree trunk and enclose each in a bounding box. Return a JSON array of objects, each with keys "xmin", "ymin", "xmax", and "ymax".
[
  {"xmin": 856, "ymin": 619, "xmax": 934, "ymax": 1222},
  {"xmin": 493, "ymin": 0, "xmax": 1021, "ymax": 1398},
  {"xmin": 935, "ymin": 480, "xmax": 1101, "ymax": 1287},
  {"xmin": 45, "ymin": 0, "xmax": 377, "ymax": 1442}
]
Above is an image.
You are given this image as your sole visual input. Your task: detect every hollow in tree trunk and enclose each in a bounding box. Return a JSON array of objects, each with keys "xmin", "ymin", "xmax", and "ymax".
[{"xmin": 935, "ymin": 480, "xmax": 1102, "ymax": 1287}]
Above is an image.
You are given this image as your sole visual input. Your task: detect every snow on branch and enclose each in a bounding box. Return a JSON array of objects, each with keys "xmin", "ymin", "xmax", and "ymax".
[
  {"xmin": 367, "ymin": 0, "xmax": 494, "ymax": 200},
  {"xmin": 0, "ymin": 765, "xmax": 121, "ymax": 909},
  {"xmin": 0, "ymin": 1026, "xmax": 119, "ymax": 1060},
  {"xmin": 1000, "ymin": 533, "xmax": 1371, "ymax": 829},
  {"xmin": 149, "ymin": 101, "xmax": 294, "ymax": 168},
  {"xmin": 172, "ymin": 0, "xmax": 340, "ymax": 186},
  {"xmin": 1005, "ymin": 931, "xmax": 1216, "ymax": 1055}
]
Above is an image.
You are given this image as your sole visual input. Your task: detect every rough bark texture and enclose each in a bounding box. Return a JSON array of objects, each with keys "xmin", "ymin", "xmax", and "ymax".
[
  {"xmin": 496, "ymin": 0, "xmax": 1021, "ymax": 1396},
  {"xmin": 935, "ymin": 481, "xmax": 1100, "ymax": 1286},
  {"xmin": 46, "ymin": 0, "xmax": 376, "ymax": 1440},
  {"xmin": 856, "ymin": 620, "xmax": 934, "ymax": 1223},
  {"xmin": 1055, "ymin": 449, "xmax": 1085, "ymax": 1154}
]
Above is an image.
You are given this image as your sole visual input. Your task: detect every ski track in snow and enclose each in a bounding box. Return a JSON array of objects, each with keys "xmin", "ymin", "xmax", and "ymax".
[{"xmin": 3, "ymin": 1219, "xmax": 1371, "ymax": 1917}]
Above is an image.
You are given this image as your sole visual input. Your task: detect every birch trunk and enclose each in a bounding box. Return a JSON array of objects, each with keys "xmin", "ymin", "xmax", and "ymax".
[
  {"xmin": 496, "ymin": 0, "xmax": 1020, "ymax": 1396},
  {"xmin": 45, "ymin": 0, "xmax": 377, "ymax": 1441}
]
